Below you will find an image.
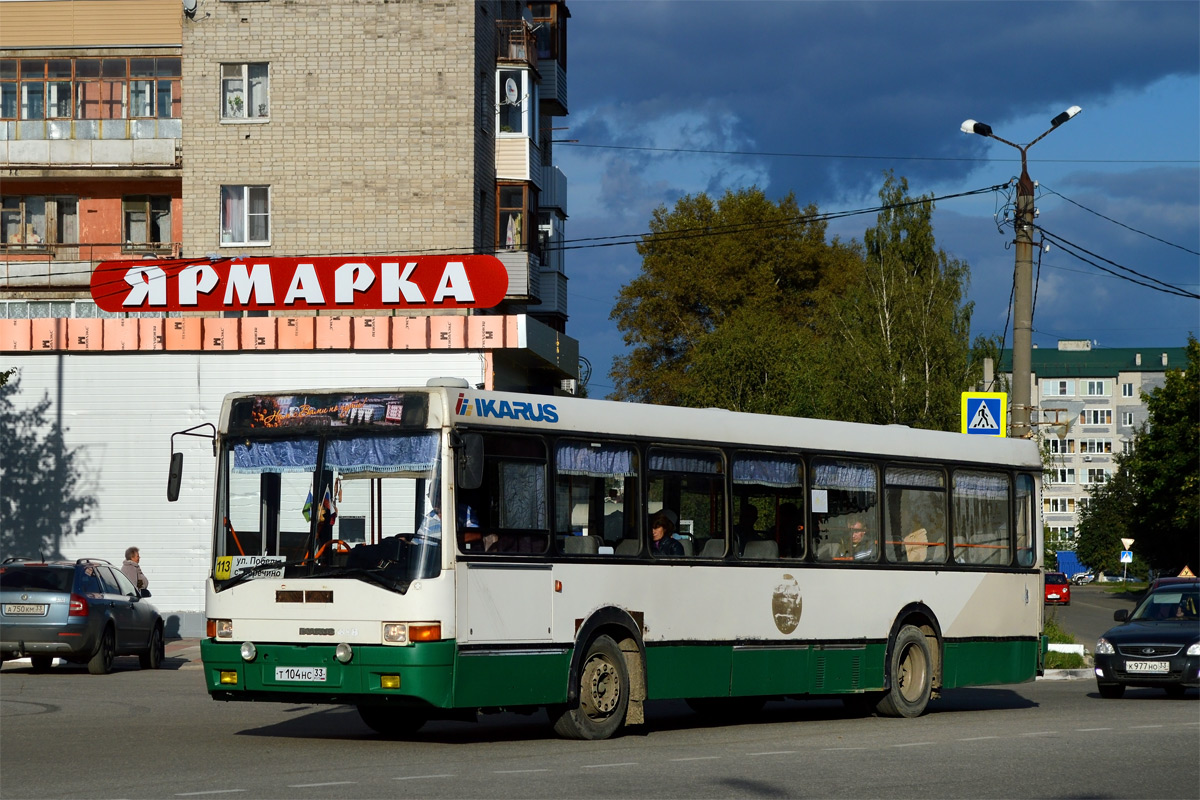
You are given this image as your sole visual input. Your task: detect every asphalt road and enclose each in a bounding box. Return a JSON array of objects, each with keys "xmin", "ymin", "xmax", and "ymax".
[
  {"xmin": 1046, "ymin": 583, "xmax": 1146, "ymax": 652},
  {"xmin": 1, "ymin": 649, "xmax": 1195, "ymax": 800}
]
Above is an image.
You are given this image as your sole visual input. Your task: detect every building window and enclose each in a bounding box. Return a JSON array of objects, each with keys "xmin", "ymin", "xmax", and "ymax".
[
  {"xmin": 496, "ymin": 183, "xmax": 537, "ymax": 252},
  {"xmin": 220, "ymin": 186, "xmax": 270, "ymax": 245},
  {"xmin": 1044, "ymin": 379, "xmax": 1074, "ymax": 397},
  {"xmin": 1, "ymin": 196, "xmax": 78, "ymax": 248},
  {"xmin": 1048, "ymin": 438, "xmax": 1075, "ymax": 454},
  {"xmin": 496, "ymin": 68, "xmax": 537, "ymax": 135},
  {"xmin": 1, "ymin": 57, "xmax": 180, "ymax": 121},
  {"xmin": 123, "ymin": 196, "xmax": 172, "ymax": 252},
  {"xmin": 1048, "ymin": 468, "xmax": 1075, "ymax": 485},
  {"xmin": 221, "ymin": 63, "xmax": 269, "ymax": 120},
  {"xmin": 1080, "ymin": 438, "xmax": 1112, "ymax": 454},
  {"xmin": 1120, "ymin": 411, "xmax": 1134, "ymax": 427},
  {"xmin": 1080, "ymin": 409, "xmax": 1113, "ymax": 426},
  {"xmin": 1044, "ymin": 497, "xmax": 1075, "ymax": 514},
  {"xmin": 1121, "ymin": 440, "xmax": 1133, "ymax": 455},
  {"xmin": 1121, "ymin": 382, "xmax": 1134, "ymax": 398},
  {"xmin": 528, "ymin": 2, "xmax": 568, "ymax": 64},
  {"xmin": 1086, "ymin": 468, "xmax": 1110, "ymax": 485},
  {"xmin": 1085, "ymin": 380, "xmax": 1108, "ymax": 397}
]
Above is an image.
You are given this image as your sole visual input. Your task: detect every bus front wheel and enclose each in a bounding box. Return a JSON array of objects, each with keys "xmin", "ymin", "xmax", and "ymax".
[
  {"xmin": 356, "ymin": 705, "xmax": 426, "ymax": 737},
  {"xmin": 875, "ymin": 625, "xmax": 932, "ymax": 718},
  {"xmin": 551, "ymin": 635, "xmax": 630, "ymax": 740}
]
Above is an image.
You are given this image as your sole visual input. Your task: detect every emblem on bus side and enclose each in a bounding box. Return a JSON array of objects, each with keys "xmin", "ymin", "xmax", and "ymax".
[{"xmin": 772, "ymin": 575, "xmax": 802, "ymax": 634}]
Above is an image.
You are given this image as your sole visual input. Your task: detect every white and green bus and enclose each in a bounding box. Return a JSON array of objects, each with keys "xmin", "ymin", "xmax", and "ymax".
[{"xmin": 184, "ymin": 380, "xmax": 1044, "ymax": 740}]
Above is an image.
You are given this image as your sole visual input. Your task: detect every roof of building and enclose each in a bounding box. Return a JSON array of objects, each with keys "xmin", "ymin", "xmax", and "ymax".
[{"xmin": 999, "ymin": 343, "xmax": 1187, "ymax": 378}]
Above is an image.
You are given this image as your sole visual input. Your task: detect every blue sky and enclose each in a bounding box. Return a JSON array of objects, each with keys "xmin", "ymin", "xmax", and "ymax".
[{"xmin": 553, "ymin": 1, "xmax": 1200, "ymax": 396}]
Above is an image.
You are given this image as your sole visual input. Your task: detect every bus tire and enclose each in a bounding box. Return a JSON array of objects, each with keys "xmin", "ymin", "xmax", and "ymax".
[
  {"xmin": 356, "ymin": 705, "xmax": 426, "ymax": 737},
  {"xmin": 551, "ymin": 635, "xmax": 629, "ymax": 740},
  {"xmin": 875, "ymin": 625, "xmax": 932, "ymax": 718}
]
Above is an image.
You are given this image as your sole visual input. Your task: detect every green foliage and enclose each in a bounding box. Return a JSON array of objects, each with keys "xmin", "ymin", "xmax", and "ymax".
[
  {"xmin": 609, "ymin": 187, "xmax": 857, "ymax": 411},
  {"xmin": 1043, "ymin": 615, "xmax": 1075, "ymax": 645},
  {"xmin": 1076, "ymin": 467, "xmax": 1135, "ymax": 577},
  {"xmin": 1121, "ymin": 335, "xmax": 1199, "ymax": 573},
  {"xmin": 816, "ymin": 172, "xmax": 979, "ymax": 430}
]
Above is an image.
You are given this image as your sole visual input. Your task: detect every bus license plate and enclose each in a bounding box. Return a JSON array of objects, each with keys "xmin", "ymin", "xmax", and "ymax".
[
  {"xmin": 3, "ymin": 604, "xmax": 47, "ymax": 615},
  {"xmin": 1125, "ymin": 660, "xmax": 1168, "ymax": 673},
  {"xmin": 275, "ymin": 666, "xmax": 327, "ymax": 682}
]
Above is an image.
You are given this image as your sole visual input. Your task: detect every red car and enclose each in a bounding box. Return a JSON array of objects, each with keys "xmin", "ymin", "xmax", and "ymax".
[{"xmin": 1045, "ymin": 572, "xmax": 1071, "ymax": 605}]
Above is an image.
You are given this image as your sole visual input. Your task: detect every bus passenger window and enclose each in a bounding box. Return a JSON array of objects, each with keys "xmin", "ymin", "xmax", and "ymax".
[
  {"xmin": 811, "ymin": 458, "xmax": 879, "ymax": 563},
  {"xmin": 732, "ymin": 451, "xmax": 805, "ymax": 560},
  {"xmin": 553, "ymin": 440, "xmax": 638, "ymax": 556},
  {"xmin": 1014, "ymin": 473, "xmax": 1036, "ymax": 567},
  {"xmin": 461, "ymin": 433, "xmax": 549, "ymax": 555},
  {"xmin": 647, "ymin": 446, "xmax": 725, "ymax": 559},
  {"xmin": 952, "ymin": 470, "xmax": 1011, "ymax": 566},
  {"xmin": 883, "ymin": 466, "xmax": 947, "ymax": 565}
]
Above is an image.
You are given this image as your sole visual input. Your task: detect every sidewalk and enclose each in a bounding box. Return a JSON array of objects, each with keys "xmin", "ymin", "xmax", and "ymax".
[{"xmin": 165, "ymin": 637, "xmax": 203, "ymax": 667}]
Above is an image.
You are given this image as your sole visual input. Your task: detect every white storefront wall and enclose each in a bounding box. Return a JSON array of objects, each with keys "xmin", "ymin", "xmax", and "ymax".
[{"xmin": 4, "ymin": 351, "xmax": 487, "ymax": 635}]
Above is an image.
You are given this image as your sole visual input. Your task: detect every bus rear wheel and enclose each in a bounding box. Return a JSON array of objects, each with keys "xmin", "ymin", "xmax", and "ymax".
[
  {"xmin": 875, "ymin": 625, "xmax": 932, "ymax": 718},
  {"xmin": 551, "ymin": 635, "xmax": 629, "ymax": 740},
  {"xmin": 356, "ymin": 705, "xmax": 426, "ymax": 737}
]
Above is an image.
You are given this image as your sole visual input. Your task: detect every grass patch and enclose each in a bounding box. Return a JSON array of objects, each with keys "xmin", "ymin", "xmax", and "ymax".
[{"xmin": 1043, "ymin": 616, "xmax": 1087, "ymax": 669}]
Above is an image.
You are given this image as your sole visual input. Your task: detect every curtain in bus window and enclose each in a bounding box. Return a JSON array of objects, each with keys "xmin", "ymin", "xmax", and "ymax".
[
  {"xmin": 953, "ymin": 471, "xmax": 1011, "ymax": 566},
  {"xmin": 233, "ymin": 439, "xmax": 318, "ymax": 473},
  {"xmin": 500, "ymin": 462, "xmax": 546, "ymax": 529},
  {"xmin": 555, "ymin": 441, "xmax": 635, "ymax": 477},
  {"xmin": 649, "ymin": 451, "xmax": 721, "ymax": 474},
  {"xmin": 813, "ymin": 461, "xmax": 875, "ymax": 490},
  {"xmin": 1014, "ymin": 473, "xmax": 1036, "ymax": 566},
  {"xmin": 326, "ymin": 433, "xmax": 437, "ymax": 474},
  {"xmin": 733, "ymin": 454, "xmax": 802, "ymax": 487}
]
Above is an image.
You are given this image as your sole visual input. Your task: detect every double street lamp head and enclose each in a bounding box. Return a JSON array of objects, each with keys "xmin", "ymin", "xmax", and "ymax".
[{"xmin": 959, "ymin": 105, "xmax": 1082, "ymax": 146}]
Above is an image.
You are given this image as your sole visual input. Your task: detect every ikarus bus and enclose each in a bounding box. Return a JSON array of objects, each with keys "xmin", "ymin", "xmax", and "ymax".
[{"xmin": 171, "ymin": 379, "xmax": 1045, "ymax": 739}]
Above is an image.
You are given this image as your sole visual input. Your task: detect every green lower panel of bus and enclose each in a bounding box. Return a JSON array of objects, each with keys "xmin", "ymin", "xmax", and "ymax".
[
  {"xmin": 647, "ymin": 643, "xmax": 888, "ymax": 698},
  {"xmin": 941, "ymin": 638, "xmax": 1039, "ymax": 687},
  {"xmin": 201, "ymin": 639, "xmax": 458, "ymax": 707}
]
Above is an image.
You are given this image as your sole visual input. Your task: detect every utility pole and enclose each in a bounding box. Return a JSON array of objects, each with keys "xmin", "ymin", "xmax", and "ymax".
[{"xmin": 961, "ymin": 106, "xmax": 1081, "ymax": 438}]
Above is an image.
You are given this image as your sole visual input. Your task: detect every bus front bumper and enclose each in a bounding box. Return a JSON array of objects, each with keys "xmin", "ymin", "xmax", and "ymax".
[{"xmin": 200, "ymin": 638, "xmax": 456, "ymax": 708}]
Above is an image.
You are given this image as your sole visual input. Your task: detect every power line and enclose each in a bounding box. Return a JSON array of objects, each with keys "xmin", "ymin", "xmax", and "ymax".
[
  {"xmin": 1039, "ymin": 185, "xmax": 1200, "ymax": 256},
  {"xmin": 558, "ymin": 141, "xmax": 1200, "ymax": 165},
  {"xmin": 1037, "ymin": 227, "xmax": 1200, "ymax": 300}
]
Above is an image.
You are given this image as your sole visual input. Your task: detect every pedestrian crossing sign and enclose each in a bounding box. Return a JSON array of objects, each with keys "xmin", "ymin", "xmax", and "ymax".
[{"xmin": 961, "ymin": 392, "xmax": 1006, "ymax": 437}]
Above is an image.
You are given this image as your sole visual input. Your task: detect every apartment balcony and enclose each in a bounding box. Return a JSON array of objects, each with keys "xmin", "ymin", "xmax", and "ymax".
[
  {"xmin": 538, "ymin": 57, "xmax": 567, "ymax": 117},
  {"xmin": 2, "ymin": 133, "xmax": 180, "ymax": 174},
  {"xmin": 495, "ymin": 135, "xmax": 543, "ymax": 187},
  {"xmin": 1, "ymin": 243, "xmax": 181, "ymax": 290},
  {"xmin": 495, "ymin": 248, "xmax": 541, "ymax": 302},
  {"xmin": 540, "ymin": 165, "xmax": 567, "ymax": 214},
  {"xmin": 496, "ymin": 20, "xmax": 540, "ymax": 74},
  {"xmin": 535, "ymin": 267, "xmax": 567, "ymax": 318}
]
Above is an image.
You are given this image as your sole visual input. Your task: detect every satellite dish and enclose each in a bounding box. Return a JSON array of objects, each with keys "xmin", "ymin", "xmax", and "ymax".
[
  {"xmin": 504, "ymin": 78, "xmax": 519, "ymax": 105},
  {"xmin": 182, "ymin": 0, "xmax": 197, "ymax": 15}
]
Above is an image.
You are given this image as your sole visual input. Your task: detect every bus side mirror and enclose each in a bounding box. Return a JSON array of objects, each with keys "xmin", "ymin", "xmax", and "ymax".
[
  {"xmin": 167, "ymin": 452, "xmax": 184, "ymax": 502},
  {"xmin": 456, "ymin": 433, "xmax": 484, "ymax": 491}
]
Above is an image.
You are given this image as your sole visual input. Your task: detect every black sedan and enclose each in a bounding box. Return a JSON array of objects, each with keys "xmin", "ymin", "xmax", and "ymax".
[{"xmin": 1094, "ymin": 579, "xmax": 1199, "ymax": 698}]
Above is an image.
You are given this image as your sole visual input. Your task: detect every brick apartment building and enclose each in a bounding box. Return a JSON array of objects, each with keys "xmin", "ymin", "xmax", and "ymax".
[{"xmin": 1, "ymin": 0, "xmax": 576, "ymax": 632}]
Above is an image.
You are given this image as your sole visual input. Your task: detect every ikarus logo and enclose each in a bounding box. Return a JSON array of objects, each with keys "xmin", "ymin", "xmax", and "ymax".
[{"xmin": 456, "ymin": 393, "xmax": 558, "ymax": 423}]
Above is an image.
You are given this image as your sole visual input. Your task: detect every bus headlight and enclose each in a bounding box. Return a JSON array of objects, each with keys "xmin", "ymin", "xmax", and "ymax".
[
  {"xmin": 208, "ymin": 618, "xmax": 233, "ymax": 639},
  {"xmin": 240, "ymin": 641, "xmax": 257, "ymax": 662},
  {"xmin": 335, "ymin": 643, "xmax": 353, "ymax": 664},
  {"xmin": 382, "ymin": 622, "xmax": 442, "ymax": 646}
]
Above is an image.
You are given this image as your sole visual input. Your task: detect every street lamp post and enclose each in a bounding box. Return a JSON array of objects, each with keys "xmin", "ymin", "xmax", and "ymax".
[{"xmin": 961, "ymin": 106, "xmax": 1081, "ymax": 438}]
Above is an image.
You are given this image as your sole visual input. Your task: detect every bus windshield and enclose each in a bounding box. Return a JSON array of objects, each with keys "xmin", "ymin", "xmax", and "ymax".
[{"xmin": 214, "ymin": 429, "xmax": 442, "ymax": 592}]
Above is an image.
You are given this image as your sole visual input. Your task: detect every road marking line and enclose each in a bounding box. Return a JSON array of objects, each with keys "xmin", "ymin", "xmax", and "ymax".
[
  {"xmin": 393, "ymin": 774, "xmax": 454, "ymax": 781},
  {"xmin": 175, "ymin": 792, "xmax": 247, "ymax": 797},
  {"xmin": 960, "ymin": 736, "xmax": 999, "ymax": 741},
  {"xmin": 1020, "ymin": 731, "xmax": 1056, "ymax": 736},
  {"xmin": 670, "ymin": 756, "xmax": 722, "ymax": 762},
  {"xmin": 749, "ymin": 751, "xmax": 797, "ymax": 756},
  {"xmin": 1076, "ymin": 727, "xmax": 1112, "ymax": 732},
  {"xmin": 892, "ymin": 742, "xmax": 935, "ymax": 748},
  {"xmin": 288, "ymin": 782, "xmax": 356, "ymax": 788},
  {"xmin": 582, "ymin": 763, "xmax": 638, "ymax": 769},
  {"xmin": 823, "ymin": 747, "xmax": 869, "ymax": 751},
  {"xmin": 1130, "ymin": 725, "xmax": 1164, "ymax": 729},
  {"xmin": 494, "ymin": 769, "xmax": 550, "ymax": 774}
]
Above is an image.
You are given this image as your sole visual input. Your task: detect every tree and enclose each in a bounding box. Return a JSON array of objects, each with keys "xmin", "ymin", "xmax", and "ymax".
[
  {"xmin": 818, "ymin": 172, "xmax": 979, "ymax": 430},
  {"xmin": 609, "ymin": 187, "xmax": 856, "ymax": 410},
  {"xmin": 1121, "ymin": 335, "xmax": 1199, "ymax": 572},
  {"xmin": 1075, "ymin": 467, "xmax": 1137, "ymax": 577}
]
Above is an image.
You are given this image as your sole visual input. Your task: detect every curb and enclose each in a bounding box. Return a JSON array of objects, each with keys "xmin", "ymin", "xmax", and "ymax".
[{"xmin": 1037, "ymin": 668, "xmax": 1094, "ymax": 681}]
